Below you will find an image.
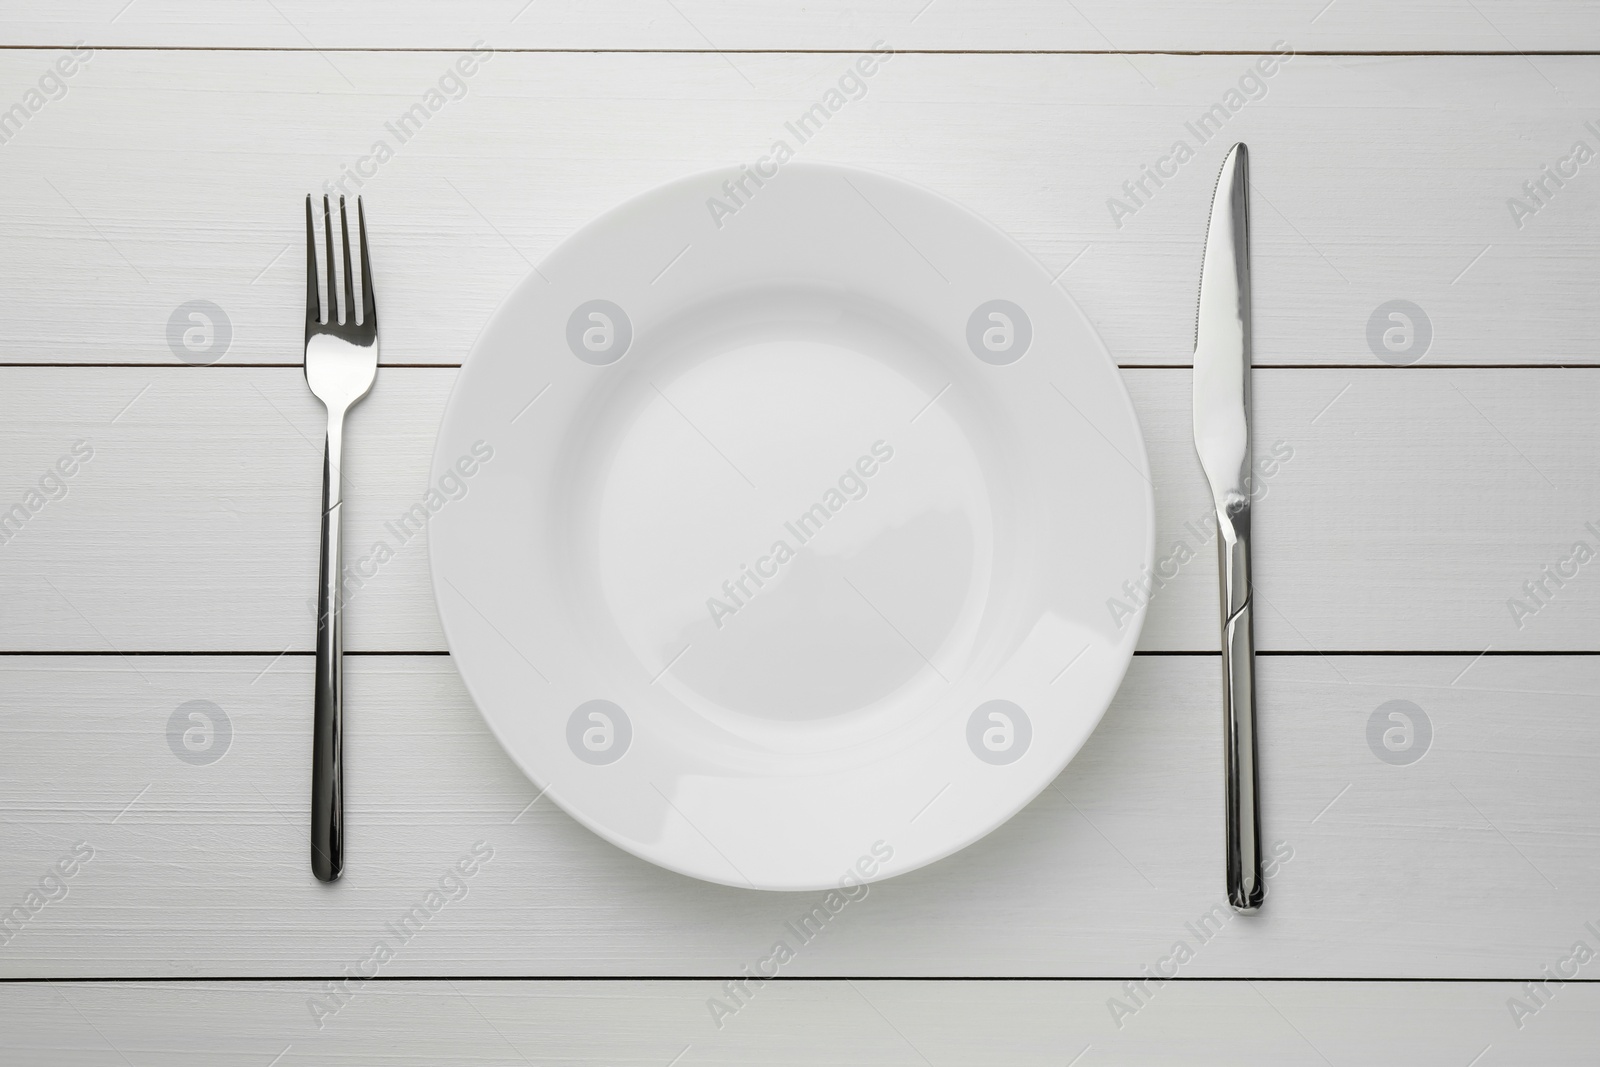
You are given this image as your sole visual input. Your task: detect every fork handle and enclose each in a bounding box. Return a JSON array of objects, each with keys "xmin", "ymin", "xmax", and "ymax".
[{"xmin": 311, "ymin": 416, "xmax": 346, "ymax": 882}]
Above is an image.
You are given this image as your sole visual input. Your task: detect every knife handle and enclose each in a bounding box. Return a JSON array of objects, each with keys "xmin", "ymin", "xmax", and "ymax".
[
  {"xmin": 311, "ymin": 418, "xmax": 346, "ymax": 883},
  {"xmin": 1218, "ymin": 505, "xmax": 1263, "ymax": 912}
]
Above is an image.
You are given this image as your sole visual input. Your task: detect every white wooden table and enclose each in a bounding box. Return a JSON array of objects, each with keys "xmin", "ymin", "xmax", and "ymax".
[{"xmin": 3, "ymin": 3, "xmax": 1599, "ymax": 1062}]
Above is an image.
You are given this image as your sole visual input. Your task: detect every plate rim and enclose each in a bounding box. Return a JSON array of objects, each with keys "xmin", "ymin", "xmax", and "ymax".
[{"xmin": 428, "ymin": 160, "xmax": 1156, "ymax": 890}]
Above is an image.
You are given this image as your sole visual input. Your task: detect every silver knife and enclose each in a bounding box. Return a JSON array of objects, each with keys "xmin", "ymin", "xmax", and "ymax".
[{"xmin": 1192, "ymin": 142, "xmax": 1263, "ymax": 912}]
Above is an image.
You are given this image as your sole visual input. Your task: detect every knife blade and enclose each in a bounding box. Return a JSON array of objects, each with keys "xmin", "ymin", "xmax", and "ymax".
[{"xmin": 1192, "ymin": 142, "xmax": 1263, "ymax": 913}]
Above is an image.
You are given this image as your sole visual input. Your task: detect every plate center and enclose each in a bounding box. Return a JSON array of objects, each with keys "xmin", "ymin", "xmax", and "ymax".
[{"xmin": 582, "ymin": 297, "xmax": 995, "ymax": 728}]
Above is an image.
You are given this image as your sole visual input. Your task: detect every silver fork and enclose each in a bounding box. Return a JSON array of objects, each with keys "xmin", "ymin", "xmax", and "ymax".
[{"xmin": 304, "ymin": 194, "xmax": 378, "ymax": 883}]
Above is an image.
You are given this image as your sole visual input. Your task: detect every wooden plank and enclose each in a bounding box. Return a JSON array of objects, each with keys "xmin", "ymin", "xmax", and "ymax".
[
  {"xmin": 0, "ymin": 51, "xmax": 1597, "ymax": 367},
  {"xmin": 0, "ymin": 365, "xmax": 1594, "ymax": 653},
  {"xmin": 0, "ymin": 653, "xmax": 1594, "ymax": 978},
  {"xmin": 2, "ymin": 978, "xmax": 1596, "ymax": 1066},
  {"xmin": 4, "ymin": 1, "xmax": 1600, "ymax": 53}
]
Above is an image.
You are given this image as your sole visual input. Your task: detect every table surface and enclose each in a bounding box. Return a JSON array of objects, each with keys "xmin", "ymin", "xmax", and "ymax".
[{"xmin": 3, "ymin": 2, "xmax": 1600, "ymax": 1063}]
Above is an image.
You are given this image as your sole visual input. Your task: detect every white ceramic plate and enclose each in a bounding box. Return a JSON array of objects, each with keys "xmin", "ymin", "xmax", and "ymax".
[{"xmin": 430, "ymin": 163, "xmax": 1152, "ymax": 891}]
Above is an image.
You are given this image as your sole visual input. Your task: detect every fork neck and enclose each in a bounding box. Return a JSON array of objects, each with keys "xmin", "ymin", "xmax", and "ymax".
[{"xmin": 321, "ymin": 409, "xmax": 350, "ymax": 510}]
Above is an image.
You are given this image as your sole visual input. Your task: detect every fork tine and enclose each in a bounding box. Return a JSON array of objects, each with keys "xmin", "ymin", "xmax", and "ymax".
[
  {"xmin": 357, "ymin": 197, "xmax": 375, "ymax": 328},
  {"xmin": 338, "ymin": 196, "xmax": 356, "ymax": 330},
  {"xmin": 304, "ymin": 195, "xmax": 320, "ymax": 328},
  {"xmin": 323, "ymin": 195, "xmax": 337, "ymax": 325}
]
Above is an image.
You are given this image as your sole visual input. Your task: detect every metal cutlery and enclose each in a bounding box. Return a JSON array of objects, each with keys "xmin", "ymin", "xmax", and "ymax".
[
  {"xmin": 304, "ymin": 195, "xmax": 378, "ymax": 883},
  {"xmin": 1192, "ymin": 143, "xmax": 1263, "ymax": 912}
]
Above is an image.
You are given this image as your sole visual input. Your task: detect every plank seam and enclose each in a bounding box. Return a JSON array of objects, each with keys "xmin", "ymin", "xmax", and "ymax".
[
  {"xmin": 2, "ymin": 363, "xmax": 1596, "ymax": 371},
  {"xmin": 0, "ymin": 649, "xmax": 1590, "ymax": 657},
  {"xmin": 6, "ymin": 974, "xmax": 1598, "ymax": 983},
  {"xmin": 4, "ymin": 46, "xmax": 1600, "ymax": 57}
]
